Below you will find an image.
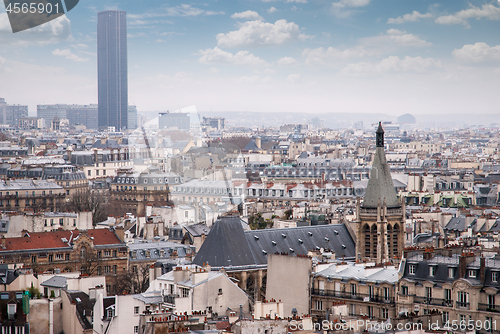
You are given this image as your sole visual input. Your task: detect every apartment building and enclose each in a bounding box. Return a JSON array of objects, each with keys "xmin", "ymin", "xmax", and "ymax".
[
  {"xmin": 0, "ymin": 179, "xmax": 65, "ymax": 212},
  {"xmin": 0, "ymin": 229, "xmax": 127, "ymax": 295},
  {"xmin": 311, "ymin": 263, "xmax": 398, "ymax": 322},
  {"xmin": 398, "ymin": 250, "xmax": 500, "ymax": 329}
]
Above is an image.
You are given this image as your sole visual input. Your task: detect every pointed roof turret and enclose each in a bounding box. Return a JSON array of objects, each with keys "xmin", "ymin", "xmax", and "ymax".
[
  {"xmin": 362, "ymin": 122, "xmax": 400, "ymax": 209},
  {"xmin": 376, "ymin": 121, "xmax": 384, "ymax": 147}
]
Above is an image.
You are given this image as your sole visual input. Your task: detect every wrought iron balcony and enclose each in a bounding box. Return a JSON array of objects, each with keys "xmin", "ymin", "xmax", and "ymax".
[
  {"xmin": 413, "ymin": 296, "xmax": 453, "ymax": 307},
  {"xmin": 311, "ymin": 289, "xmax": 394, "ymax": 304},
  {"xmin": 478, "ymin": 303, "xmax": 500, "ymax": 312}
]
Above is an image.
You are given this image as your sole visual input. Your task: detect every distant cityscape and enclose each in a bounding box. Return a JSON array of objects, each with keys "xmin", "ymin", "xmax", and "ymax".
[{"xmin": 2, "ymin": 4, "xmax": 500, "ymax": 334}]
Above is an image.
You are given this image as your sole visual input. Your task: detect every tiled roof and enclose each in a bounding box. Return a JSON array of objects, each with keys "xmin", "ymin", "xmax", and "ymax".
[{"xmin": 0, "ymin": 229, "xmax": 123, "ymax": 252}]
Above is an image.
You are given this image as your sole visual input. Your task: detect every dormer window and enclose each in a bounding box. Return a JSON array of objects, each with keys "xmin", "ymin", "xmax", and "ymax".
[
  {"xmin": 409, "ymin": 264, "xmax": 416, "ymax": 275},
  {"xmin": 429, "ymin": 266, "xmax": 436, "ymax": 277},
  {"xmin": 468, "ymin": 270, "xmax": 476, "ymax": 278},
  {"xmin": 449, "ymin": 267, "xmax": 455, "ymax": 278},
  {"xmin": 492, "ymin": 272, "xmax": 498, "ymax": 282}
]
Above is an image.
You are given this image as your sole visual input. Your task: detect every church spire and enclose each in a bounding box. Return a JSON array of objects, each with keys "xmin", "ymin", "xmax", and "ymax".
[
  {"xmin": 376, "ymin": 121, "xmax": 384, "ymax": 148},
  {"xmin": 362, "ymin": 122, "xmax": 399, "ymax": 209}
]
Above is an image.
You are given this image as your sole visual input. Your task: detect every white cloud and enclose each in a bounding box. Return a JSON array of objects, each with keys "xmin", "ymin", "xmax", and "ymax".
[
  {"xmin": 208, "ymin": 67, "xmax": 220, "ymax": 73},
  {"xmin": 287, "ymin": 74, "xmax": 300, "ymax": 83},
  {"xmin": 435, "ymin": 4, "xmax": 500, "ymax": 28},
  {"xmin": 231, "ymin": 11, "xmax": 263, "ymax": 21},
  {"xmin": 383, "ymin": 29, "xmax": 432, "ymax": 47},
  {"xmin": 128, "ymin": 4, "xmax": 224, "ymax": 19},
  {"xmin": 341, "ymin": 56, "xmax": 441, "ymax": 75},
  {"xmin": 277, "ymin": 57, "xmax": 297, "ymax": 65},
  {"xmin": 303, "ymin": 46, "xmax": 374, "ymax": 66},
  {"xmin": 216, "ymin": 19, "xmax": 310, "ymax": 48},
  {"xmin": 359, "ymin": 29, "xmax": 432, "ymax": 51},
  {"xmin": 387, "ymin": 11, "xmax": 433, "ymax": 24},
  {"xmin": 0, "ymin": 14, "xmax": 72, "ymax": 46},
  {"xmin": 332, "ymin": 0, "xmax": 370, "ymax": 9},
  {"xmin": 52, "ymin": 49, "xmax": 90, "ymax": 62},
  {"xmin": 452, "ymin": 42, "xmax": 500, "ymax": 63},
  {"xmin": 268, "ymin": 7, "xmax": 277, "ymax": 14},
  {"xmin": 198, "ymin": 47, "xmax": 269, "ymax": 66},
  {"xmin": 303, "ymin": 29, "xmax": 430, "ymax": 67}
]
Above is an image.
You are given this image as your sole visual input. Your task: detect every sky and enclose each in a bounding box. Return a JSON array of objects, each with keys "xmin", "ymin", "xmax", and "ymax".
[{"xmin": 1, "ymin": 0, "xmax": 500, "ymax": 116}]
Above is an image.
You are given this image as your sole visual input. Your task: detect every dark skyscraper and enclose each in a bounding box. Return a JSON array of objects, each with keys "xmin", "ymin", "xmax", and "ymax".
[{"xmin": 97, "ymin": 10, "xmax": 128, "ymax": 130}]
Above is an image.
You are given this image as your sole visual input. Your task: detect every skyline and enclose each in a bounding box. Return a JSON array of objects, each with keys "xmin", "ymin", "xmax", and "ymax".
[{"xmin": 0, "ymin": 0, "xmax": 500, "ymax": 115}]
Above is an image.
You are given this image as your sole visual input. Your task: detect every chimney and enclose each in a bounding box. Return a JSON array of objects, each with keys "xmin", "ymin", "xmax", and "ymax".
[
  {"xmin": 100, "ymin": 137, "xmax": 106, "ymax": 145},
  {"xmin": 459, "ymin": 254, "xmax": 468, "ymax": 279},
  {"xmin": 255, "ymin": 137, "xmax": 261, "ymax": 149},
  {"xmin": 66, "ymin": 148, "xmax": 72, "ymax": 162},
  {"xmin": 480, "ymin": 256, "xmax": 486, "ymax": 284},
  {"xmin": 93, "ymin": 149, "xmax": 98, "ymax": 164},
  {"xmin": 115, "ymin": 226, "xmax": 125, "ymax": 242}
]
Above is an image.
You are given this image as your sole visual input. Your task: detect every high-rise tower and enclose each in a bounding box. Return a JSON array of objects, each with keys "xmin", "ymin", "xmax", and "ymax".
[
  {"xmin": 355, "ymin": 122, "xmax": 405, "ymax": 264},
  {"xmin": 97, "ymin": 10, "xmax": 128, "ymax": 130}
]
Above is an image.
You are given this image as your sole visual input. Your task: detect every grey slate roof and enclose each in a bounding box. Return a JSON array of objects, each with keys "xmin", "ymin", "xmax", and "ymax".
[
  {"xmin": 363, "ymin": 124, "xmax": 399, "ymax": 208},
  {"xmin": 363, "ymin": 146, "xmax": 399, "ymax": 208},
  {"xmin": 183, "ymin": 223, "xmax": 210, "ymax": 237},
  {"xmin": 66, "ymin": 291, "xmax": 94, "ymax": 330},
  {"xmin": 128, "ymin": 240, "xmax": 194, "ymax": 262},
  {"xmin": 444, "ymin": 216, "xmax": 467, "ymax": 231},
  {"xmin": 41, "ymin": 276, "xmax": 68, "ymax": 288},
  {"xmin": 244, "ymin": 139, "xmax": 259, "ymax": 151},
  {"xmin": 0, "ymin": 267, "xmax": 19, "ymax": 285},
  {"xmin": 316, "ymin": 264, "xmax": 398, "ymax": 284},
  {"xmin": 133, "ymin": 291, "xmax": 164, "ymax": 305},
  {"xmin": 193, "ymin": 216, "xmax": 356, "ymax": 268},
  {"xmin": 193, "ymin": 216, "xmax": 257, "ymax": 268},
  {"xmin": 402, "ymin": 253, "xmax": 500, "ymax": 288}
]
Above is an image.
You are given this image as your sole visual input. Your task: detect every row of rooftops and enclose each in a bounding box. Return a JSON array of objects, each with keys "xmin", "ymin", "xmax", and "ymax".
[
  {"xmin": 0, "ymin": 229, "xmax": 125, "ymax": 253},
  {"xmin": 192, "ymin": 216, "xmax": 356, "ymax": 268},
  {"xmin": 402, "ymin": 252, "xmax": 500, "ymax": 288},
  {"xmin": 315, "ymin": 263, "xmax": 398, "ymax": 285}
]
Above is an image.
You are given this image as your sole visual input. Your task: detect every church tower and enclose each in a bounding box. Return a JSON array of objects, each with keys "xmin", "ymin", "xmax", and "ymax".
[{"xmin": 356, "ymin": 122, "xmax": 405, "ymax": 264}]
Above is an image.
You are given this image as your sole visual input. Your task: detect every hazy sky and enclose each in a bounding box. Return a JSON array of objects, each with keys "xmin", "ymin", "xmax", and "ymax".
[{"xmin": 1, "ymin": 0, "xmax": 500, "ymax": 116}]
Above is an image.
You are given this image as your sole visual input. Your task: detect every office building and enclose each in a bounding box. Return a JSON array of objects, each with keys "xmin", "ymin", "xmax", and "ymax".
[
  {"xmin": 0, "ymin": 98, "xmax": 28, "ymax": 126},
  {"xmin": 128, "ymin": 105, "xmax": 137, "ymax": 129},
  {"xmin": 158, "ymin": 112, "xmax": 190, "ymax": 131},
  {"xmin": 97, "ymin": 10, "xmax": 128, "ymax": 130},
  {"xmin": 37, "ymin": 104, "xmax": 98, "ymax": 129},
  {"xmin": 202, "ymin": 117, "xmax": 225, "ymax": 130}
]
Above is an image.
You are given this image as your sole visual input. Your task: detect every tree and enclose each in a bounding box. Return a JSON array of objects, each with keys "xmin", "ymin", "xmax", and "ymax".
[
  {"xmin": 66, "ymin": 190, "xmax": 108, "ymax": 226},
  {"xmin": 116, "ymin": 264, "xmax": 150, "ymax": 294},
  {"xmin": 248, "ymin": 213, "xmax": 273, "ymax": 230},
  {"xmin": 78, "ymin": 245, "xmax": 102, "ymax": 276}
]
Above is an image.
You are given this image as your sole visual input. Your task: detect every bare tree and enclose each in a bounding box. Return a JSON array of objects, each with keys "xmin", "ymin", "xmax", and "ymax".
[
  {"xmin": 116, "ymin": 264, "xmax": 150, "ymax": 294},
  {"xmin": 79, "ymin": 246, "xmax": 102, "ymax": 276},
  {"xmin": 66, "ymin": 190, "xmax": 108, "ymax": 226}
]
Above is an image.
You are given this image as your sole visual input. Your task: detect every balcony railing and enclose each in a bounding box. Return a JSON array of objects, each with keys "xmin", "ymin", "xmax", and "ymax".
[
  {"xmin": 413, "ymin": 296, "xmax": 453, "ymax": 307},
  {"xmin": 478, "ymin": 303, "xmax": 500, "ymax": 312},
  {"xmin": 311, "ymin": 289, "xmax": 394, "ymax": 304},
  {"xmin": 456, "ymin": 301, "xmax": 470, "ymax": 310}
]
